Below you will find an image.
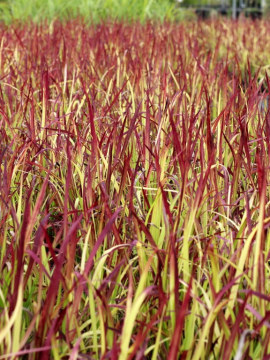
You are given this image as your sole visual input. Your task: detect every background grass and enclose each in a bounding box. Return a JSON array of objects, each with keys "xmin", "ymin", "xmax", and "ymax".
[{"xmin": 0, "ymin": 0, "xmax": 190, "ymax": 24}]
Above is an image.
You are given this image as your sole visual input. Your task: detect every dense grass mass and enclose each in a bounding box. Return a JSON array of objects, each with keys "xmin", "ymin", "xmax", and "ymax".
[
  {"xmin": 0, "ymin": 0, "xmax": 182, "ymax": 24},
  {"xmin": 1, "ymin": 19, "xmax": 270, "ymax": 359}
]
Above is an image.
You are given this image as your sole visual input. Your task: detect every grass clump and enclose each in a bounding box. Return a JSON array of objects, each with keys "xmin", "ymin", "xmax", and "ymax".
[{"xmin": 0, "ymin": 18, "xmax": 270, "ymax": 359}]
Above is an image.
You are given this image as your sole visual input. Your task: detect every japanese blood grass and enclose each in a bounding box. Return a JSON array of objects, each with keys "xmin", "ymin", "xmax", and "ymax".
[{"xmin": 1, "ymin": 19, "xmax": 270, "ymax": 359}]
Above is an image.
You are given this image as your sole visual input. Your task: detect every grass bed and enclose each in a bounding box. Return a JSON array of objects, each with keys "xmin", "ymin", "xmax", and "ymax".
[{"xmin": 1, "ymin": 18, "xmax": 270, "ymax": 359}]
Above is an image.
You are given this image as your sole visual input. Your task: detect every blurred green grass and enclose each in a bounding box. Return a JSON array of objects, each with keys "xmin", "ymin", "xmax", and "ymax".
[{"xmin": 0, "ymin": 0, "xmax": 190, "ymax": 24}]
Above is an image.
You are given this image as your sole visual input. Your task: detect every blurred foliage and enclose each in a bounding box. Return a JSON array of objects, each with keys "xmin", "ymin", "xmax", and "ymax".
[{"xmin": 0, "ymin": 0, "xmax": 179, "ymax": 24}]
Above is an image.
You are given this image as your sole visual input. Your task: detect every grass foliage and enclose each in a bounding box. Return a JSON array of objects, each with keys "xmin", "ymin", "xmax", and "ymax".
[
  {"xmin": 0, "ymin": 0, "xmax": 178, "ymax": 24},
  {"xmin": 1, "ymin": 18, "xmax": 270, "ymax": 359}
]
